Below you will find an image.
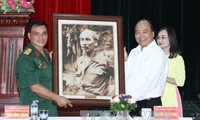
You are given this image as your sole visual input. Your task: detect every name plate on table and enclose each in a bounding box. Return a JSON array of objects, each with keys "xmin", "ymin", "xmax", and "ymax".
[
  {"xmin": 4, "ymin": 105, "xmax": 29, "ymax": 119},
  {"xmin": 154, "ymin": 106, "xmax": 178, "ymax": 120}
]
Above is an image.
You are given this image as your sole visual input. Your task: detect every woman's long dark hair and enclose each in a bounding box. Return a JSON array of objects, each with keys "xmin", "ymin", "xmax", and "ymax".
[{"xmin": 158, "ymin": 26, "xmax": 181, "ymax": 59}]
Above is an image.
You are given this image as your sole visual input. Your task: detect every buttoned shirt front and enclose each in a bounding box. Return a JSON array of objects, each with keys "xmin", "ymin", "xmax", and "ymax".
[
  {"xmin": 74, "ymin": 51, "xmax": 114, "ymax": 96},
  {"xmin": 125, "ymin": 40, "xmax": 168, "ymax": 101}
]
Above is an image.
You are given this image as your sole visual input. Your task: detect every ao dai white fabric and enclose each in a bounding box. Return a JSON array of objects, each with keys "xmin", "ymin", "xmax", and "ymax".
[{"xmin": 125, "ymin": 41, "xmax": 168, "ymax": 101}]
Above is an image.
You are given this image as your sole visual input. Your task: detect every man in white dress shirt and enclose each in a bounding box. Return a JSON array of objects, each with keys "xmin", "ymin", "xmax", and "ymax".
[{"xmin": 124, "ymin": 19, "xmax": 168, "ymax": 116}]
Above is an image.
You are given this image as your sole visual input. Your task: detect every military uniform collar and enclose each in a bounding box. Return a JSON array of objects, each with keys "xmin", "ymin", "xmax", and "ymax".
[{"xmin": 27, "ymin": 43, "xmax": 50, "ymax": 63}]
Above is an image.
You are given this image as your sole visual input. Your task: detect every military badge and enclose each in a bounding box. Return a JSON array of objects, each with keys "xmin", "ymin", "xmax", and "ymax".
[
  {"xmin": 24, "ymin": 48, "xmax": 32, "ymax": 55},
  {"xmin": 34, "ymin": 58, "xmax": 47, "ymax": 69},
  {"xmin": 43, "ymin": 62, "xmax": 47, "ymax": 69},
  {"xmin": 37, "ymin": 60, "xmax": 42, "ymax": 69},
  {"xmin": 35, "ymin": 51, "xmax": 40, "ymax": 57}
]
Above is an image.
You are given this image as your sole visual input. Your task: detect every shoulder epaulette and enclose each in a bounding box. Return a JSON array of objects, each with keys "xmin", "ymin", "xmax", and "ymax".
[{"xmin": 24, "ymin": 48, "xmax": 32, "ymax": 55}]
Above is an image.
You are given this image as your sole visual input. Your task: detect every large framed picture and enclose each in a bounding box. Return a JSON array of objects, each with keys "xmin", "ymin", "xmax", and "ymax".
[{"xmin": 52, "ymin": 14, "xmax": 124, "ymax": 106}]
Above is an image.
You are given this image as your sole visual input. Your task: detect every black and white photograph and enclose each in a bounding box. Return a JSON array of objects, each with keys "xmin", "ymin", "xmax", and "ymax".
[{"xmin": 52, "ymin": 14, "xmax": 124, "ymax": 105}]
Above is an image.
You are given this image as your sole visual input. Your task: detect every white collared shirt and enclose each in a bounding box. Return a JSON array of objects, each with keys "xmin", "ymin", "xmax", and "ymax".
[{"xmin": 125, "ymin": 40, "xmax": 168, "ymax": 101}]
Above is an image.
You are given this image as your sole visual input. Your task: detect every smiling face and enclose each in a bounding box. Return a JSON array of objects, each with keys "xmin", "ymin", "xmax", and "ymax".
[
  {"xmin": 157, "ymin": 29, "xmax": 170, "ymax": 50},
  {"xmin": 134, "ymin": 20, "xmax": 154, "ymax": 49},
  {"xmin": 28, "ymin": 25, "xmax": 48, "ymax": 51}
]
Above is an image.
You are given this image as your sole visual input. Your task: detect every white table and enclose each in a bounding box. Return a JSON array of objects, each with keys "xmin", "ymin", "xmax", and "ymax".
[{"xmin": 0, "ymin": 117, "xmax": 193, "ymax": 120}]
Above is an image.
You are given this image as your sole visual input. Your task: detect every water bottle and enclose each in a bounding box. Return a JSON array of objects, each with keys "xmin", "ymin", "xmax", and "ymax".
[{"xmin": 30, "ymin": 100, "xmax": 39, "ymax": 120}]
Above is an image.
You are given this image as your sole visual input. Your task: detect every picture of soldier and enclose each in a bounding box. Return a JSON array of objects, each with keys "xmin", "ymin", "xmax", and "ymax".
[{"xmin": 61, "ymin": 25, "xmax": 115, "ymax": 97}]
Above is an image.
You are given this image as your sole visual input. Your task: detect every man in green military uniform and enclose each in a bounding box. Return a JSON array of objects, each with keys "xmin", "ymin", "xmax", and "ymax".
[{"xmin": 16, "ymin": 20, "xmax": 72, "ymax": 116}]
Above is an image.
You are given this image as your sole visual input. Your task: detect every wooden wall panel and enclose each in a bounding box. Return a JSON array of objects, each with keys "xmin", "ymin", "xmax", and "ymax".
[{"xmin": 0, "ymin": 27, "xmax": 24, "ymax": 94}]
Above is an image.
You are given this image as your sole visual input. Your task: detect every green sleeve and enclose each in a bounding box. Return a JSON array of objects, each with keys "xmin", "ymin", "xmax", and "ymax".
[{"xmin": 16, "ymin": 54, "xmax": 39, "ymax": 88}]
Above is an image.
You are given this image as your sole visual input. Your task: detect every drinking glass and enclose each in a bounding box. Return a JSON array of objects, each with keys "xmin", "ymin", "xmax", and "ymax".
[
  {"xmin": 39, "ymin": 110, "xmax": 48, "ymax": 120},
  {"xmin": 141, "ymin": 108, "xmax": 152, "ymax": 120}
]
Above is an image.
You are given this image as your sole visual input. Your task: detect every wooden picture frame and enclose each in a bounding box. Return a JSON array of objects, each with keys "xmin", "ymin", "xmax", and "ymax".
[{"xmin": 52, "ymin": 14, "xmax": 124, "ymax": 106}]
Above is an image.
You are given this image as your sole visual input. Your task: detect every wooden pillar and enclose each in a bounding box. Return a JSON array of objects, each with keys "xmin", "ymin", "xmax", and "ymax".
[{"xmin": 0, "ymin": 12, "xmax": 31, "ymax": 116}]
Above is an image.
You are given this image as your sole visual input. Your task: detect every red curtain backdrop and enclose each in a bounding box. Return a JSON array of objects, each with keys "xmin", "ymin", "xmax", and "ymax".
[{"xmin": 24, "ymin": 0, "xmax": 91, "ymax": 51}]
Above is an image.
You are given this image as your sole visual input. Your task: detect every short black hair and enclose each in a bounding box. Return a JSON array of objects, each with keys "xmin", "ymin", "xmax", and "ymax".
[
  {"xmin": 135, "ymin": 19, "xmax": 154, "ymax": 31},
  {"xmin": 26, "ymin": 20, "xmax": 47, "ymax": 33}
]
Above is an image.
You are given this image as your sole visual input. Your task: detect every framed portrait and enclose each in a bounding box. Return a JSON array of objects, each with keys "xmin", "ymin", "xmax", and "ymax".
[{"xmin": 52, "ymin": 14, "xmax": 124, "ymax": 106}]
